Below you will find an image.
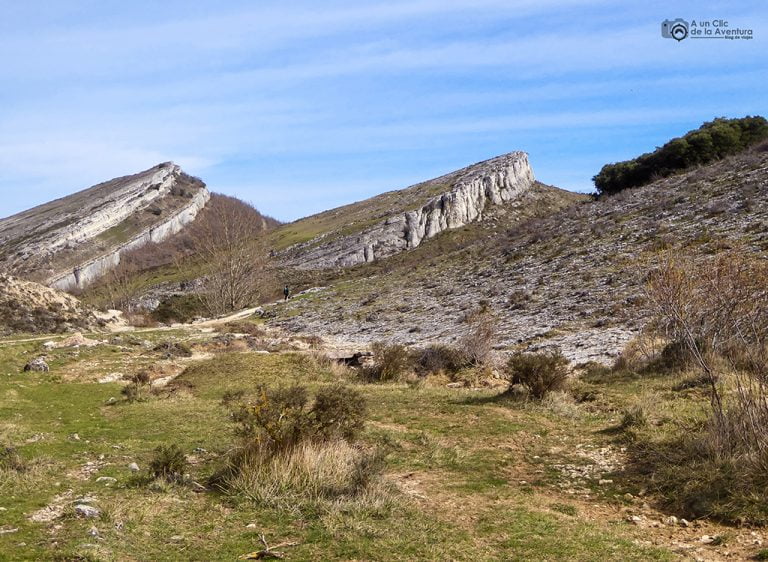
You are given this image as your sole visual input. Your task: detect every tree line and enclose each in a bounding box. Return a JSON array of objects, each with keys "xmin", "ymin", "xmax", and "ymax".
[{"xmin": 593, "ymin": 116, "xmax": 768, "ymax": 196}]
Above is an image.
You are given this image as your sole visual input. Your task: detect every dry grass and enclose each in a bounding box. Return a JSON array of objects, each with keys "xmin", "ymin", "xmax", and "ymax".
[{"xmin": 225, "ymin": 440, "xmax": 393, "ymax": 512}]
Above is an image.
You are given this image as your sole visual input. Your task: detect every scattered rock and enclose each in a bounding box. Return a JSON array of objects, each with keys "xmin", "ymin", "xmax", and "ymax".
[
  {"xmin": 98, "ymin": 372, "xmax": 124, "ymax": 384},
  {"xmin": 23, "ymin": 357, "xmax": 49, "ymax": 372},
  {"xmin": 680, "ymin": 518, "xmax": 691, "ymax": 528},
  {"xmin": 29, "ymin": 491, "xmax": 73, "ymax": 522},
  {"xmin": 95, "ymin": 477, "xmax": 117, "ymax": 486},
  {"xmin": 88, "ymin": 526, "xmax": 100, "ymax": 537},
  {"xmin": 128, "ymin": 462, "xmax": 140, "ymax": 472},
  {"xmin": 664, "ymin": 516, "xmax": 679, "ymax": 526},
  {"xmin": 598, "ymin": 479, "xmax": 613, "ymax": 485},
  {"xmin": 74, "ymin": 505, "xmax": 100, "ymax": 519}
]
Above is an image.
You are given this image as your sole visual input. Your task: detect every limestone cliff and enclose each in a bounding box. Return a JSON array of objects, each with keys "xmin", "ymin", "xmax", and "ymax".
[
  {"xmin": 280, "ymin": 152, "xmax": 535, "ymax": 269},
  {"xmin": 0, "ymin": 163, "xmax": 210, "ymax": 290}
]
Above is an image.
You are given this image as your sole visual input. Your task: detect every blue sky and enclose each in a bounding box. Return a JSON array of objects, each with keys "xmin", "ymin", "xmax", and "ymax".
[{"xmin": 0, "ymin": 1, "xmax": 766, "ymax": 221}]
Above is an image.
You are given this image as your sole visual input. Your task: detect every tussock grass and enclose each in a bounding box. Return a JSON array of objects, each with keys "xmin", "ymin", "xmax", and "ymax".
[{"xmin": 225, "ymin": 440, "xmax": 394, "ymax": 513}]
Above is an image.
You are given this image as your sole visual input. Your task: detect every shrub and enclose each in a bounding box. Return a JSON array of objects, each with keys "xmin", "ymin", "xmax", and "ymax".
[
  {"xmin": 312, "ymin": 385, "xmax": 367, "ymax": 442},
  {"xmin": 122, "ymin": 371, "xmax": 152, "ymax": 403},
  {"xmin": 153, "ymin": 341, "xmax": 193, "ymax": 359},
  {"xmin": 215, "ymin": 383, "xmax": 388, "ymax": 511},
  {"xmin": 457, "ymin": 308, "xmax": 498, "ymax": 366},
  {"xmin": 153, "ymin": 295, "xmax": 208, "ymax": 324},
  {"xmin": 365, "ymin": 342, "xmax": 412, "ymax": 381},
  {"xmin": 505, "ymin": 351, "xmax": 569, "ymax": 400},
  {"xmin": 148, "ymin": 444, "xmax": 188, "ymax": 483},
  {"xmin": 620, "ymin": 404, "xmax": 647, "ymax": 430},
  {"xmin": 232, "ymin": 384, "xmax": 366, "ymax": 452},
  {"xmin": 0, "ymin": 445, "xmax": 27, "ymax": 473},
  {"xmin": 636, "ymin": 251, "xmax": 768, "ymax": 523},
  {"xmin": 414, "ymin": 344, "xmax": 470, "ymax": 375}
]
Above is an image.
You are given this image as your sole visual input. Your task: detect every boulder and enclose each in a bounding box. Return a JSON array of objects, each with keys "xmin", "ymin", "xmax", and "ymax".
[{"xmin": 23, "ymin": 357, "xmax": 49, "ymax": 372}]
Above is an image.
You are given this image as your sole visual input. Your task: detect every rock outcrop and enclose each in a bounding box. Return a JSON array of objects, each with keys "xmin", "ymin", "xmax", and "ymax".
[
  {"xmin": 283, "ymin": 152, "xmax": 535, "ymax": 269},
  {"xmin": 0, "ymin": 162, "xmax": 210, "ymax": 290}
]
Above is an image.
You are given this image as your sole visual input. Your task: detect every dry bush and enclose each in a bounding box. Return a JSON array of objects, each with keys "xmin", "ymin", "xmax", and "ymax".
[
  {"xmin": 215, "ymin": 383, "xmax": 388, "ymax": 511},
  {"xmin": 230, "ymin": 384, "xmax": 366, "ymax": 453},
  {"xmin": 612, "ymin": 333, "xmax": 666, "ymax": 372},
  {"xmin": 638, "ymin": 251, "xmax": 768, "ymax": 523},
  {"xmin": 225, "ymin": 440, "xmax": 389, "ymax": 510},
  {"xmin": 364, "ymin": 342, "xmax": 413, "ymax": 381},
  {"xmin": 457, "ymin": 307, "xmax": 498, "ymax": 366},
  {"xmin": 505, "ymin": 351, "xmax": 569, "ymax": 400},
  {"xmin": 153, "ymin": 341, "xmax": 193, "ymax": 359},
  {"xmin": 541, "ymin": 391, "xmax": 580, "ymax": 419},
  {"xmin": 414, "ymin": 344, "xmax": 470, "ymax": 375},
  {"xmin": 0, "ymin": 444, "xmax": 27, "ymax": 473}
]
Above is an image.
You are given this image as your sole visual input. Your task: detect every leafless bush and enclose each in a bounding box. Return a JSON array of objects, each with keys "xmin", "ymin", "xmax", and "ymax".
[
  {"xmin": 414, "ymin": 344, "xmax": 470, "ymax": 375},
  {"xmin": 641, "ymin": 251, "xmax": 768, "ymax": 522},
  {"xmin": 457, "ymin": 307, "xmax": 498, "ymax": 366}
]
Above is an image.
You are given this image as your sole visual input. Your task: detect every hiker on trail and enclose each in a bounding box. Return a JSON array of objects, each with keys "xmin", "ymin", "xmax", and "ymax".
[{"xmin": 283, "ymin": 285, "xmax": 290, "ymax": 301}]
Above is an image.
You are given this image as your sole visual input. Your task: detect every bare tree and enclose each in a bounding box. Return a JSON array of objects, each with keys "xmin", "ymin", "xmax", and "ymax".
[
  {"xmin": 103, "ymin": 259, "xmax": 141, "ymax": 312},
  {"xmin": 189, "ymin": 195, "xmax": 272, "ymax": 316}
]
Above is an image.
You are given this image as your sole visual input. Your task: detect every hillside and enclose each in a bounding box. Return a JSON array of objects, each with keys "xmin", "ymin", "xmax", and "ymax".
[
  {"xmin": 271, "ymin": 146, "xmax": 768, "ymax": 364},
  {"xmin": 272, "ymin": 152, "xmax": 576, "ymax": 268},
  {"xmin": 0, "ymin": 163, "xmax": 210, "ymax": 291}
]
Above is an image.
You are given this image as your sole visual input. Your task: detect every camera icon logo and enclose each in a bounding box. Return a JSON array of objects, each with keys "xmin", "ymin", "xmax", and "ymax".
[{"xmin": 661, "ymin": 18, "xmax": 689, "ymax": 41}]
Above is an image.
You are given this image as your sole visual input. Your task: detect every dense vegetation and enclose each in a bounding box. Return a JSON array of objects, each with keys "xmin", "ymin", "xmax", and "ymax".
[{"xmin": 593, "ymin": 116, "xmax": 768, "ymax": 195}]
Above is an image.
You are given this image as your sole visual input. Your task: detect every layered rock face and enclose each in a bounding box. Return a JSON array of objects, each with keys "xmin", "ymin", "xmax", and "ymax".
[
  {"xmin": 283, "ymin": 152, "xmax": 535, "ymax": 269},
  {"xmin": 0, "ymin": 162, "xmax": 210, "ymax": 290}
]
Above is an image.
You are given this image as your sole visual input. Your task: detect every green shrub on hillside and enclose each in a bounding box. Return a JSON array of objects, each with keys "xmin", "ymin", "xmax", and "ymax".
[
  {"xmin": 593, "ymin": 116, "xmax": 768, "ymax": 195},
  {"xmin": 148, "ymin": 444, "xmax": 188, "ymax": 483},
  {"xmin": 505, "ymin": 351, "xmax": 570, "ymax": 400}
]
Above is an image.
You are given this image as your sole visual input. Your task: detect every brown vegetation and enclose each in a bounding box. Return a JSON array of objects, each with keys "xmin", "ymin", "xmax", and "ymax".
[{"xmin": 636, "ymin": 250, "xmax": 768, "ymax": 523}]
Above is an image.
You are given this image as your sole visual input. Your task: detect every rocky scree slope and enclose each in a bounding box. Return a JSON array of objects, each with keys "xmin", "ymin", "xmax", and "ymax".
[
  {"xmin": 276, "ymin": 152, "xmax": 536, "ymax": 268},
  {"xmin": 272, "ymin": 149, "xmax": 768, "ymax": 365},
  {"xmin": 0, "ymin": 163, "xmax": 210, "ymax": 291}
]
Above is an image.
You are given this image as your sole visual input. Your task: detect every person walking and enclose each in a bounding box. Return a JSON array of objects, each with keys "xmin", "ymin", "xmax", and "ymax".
[{"xmin": 283, "ymin": 285, "xmax": 290, "ymax": 301}]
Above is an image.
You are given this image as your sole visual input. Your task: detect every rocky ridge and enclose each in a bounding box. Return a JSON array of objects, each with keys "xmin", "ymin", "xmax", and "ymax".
[
  {"xmin": 281, "ymin": 152, "xmax": 535, "ymax": 269},
  {"xmin": 0, "ymin": 163, "xmax": 210, "ymax": 290}
]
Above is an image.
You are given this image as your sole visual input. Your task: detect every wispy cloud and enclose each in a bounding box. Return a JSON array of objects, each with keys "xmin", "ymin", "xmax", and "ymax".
[{"xmin": 0, "ymin": 0, "xmax": 765, "ymax": 220}]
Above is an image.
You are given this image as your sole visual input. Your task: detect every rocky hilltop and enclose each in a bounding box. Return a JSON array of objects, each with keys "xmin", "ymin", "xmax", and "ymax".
[
  {"xmin": 278, "ymin": 152, "xmax": 537, "ymax": 268},
  {"xmin": 0, "ymin": 163, "xmax": 209, "ymax": 290}
]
